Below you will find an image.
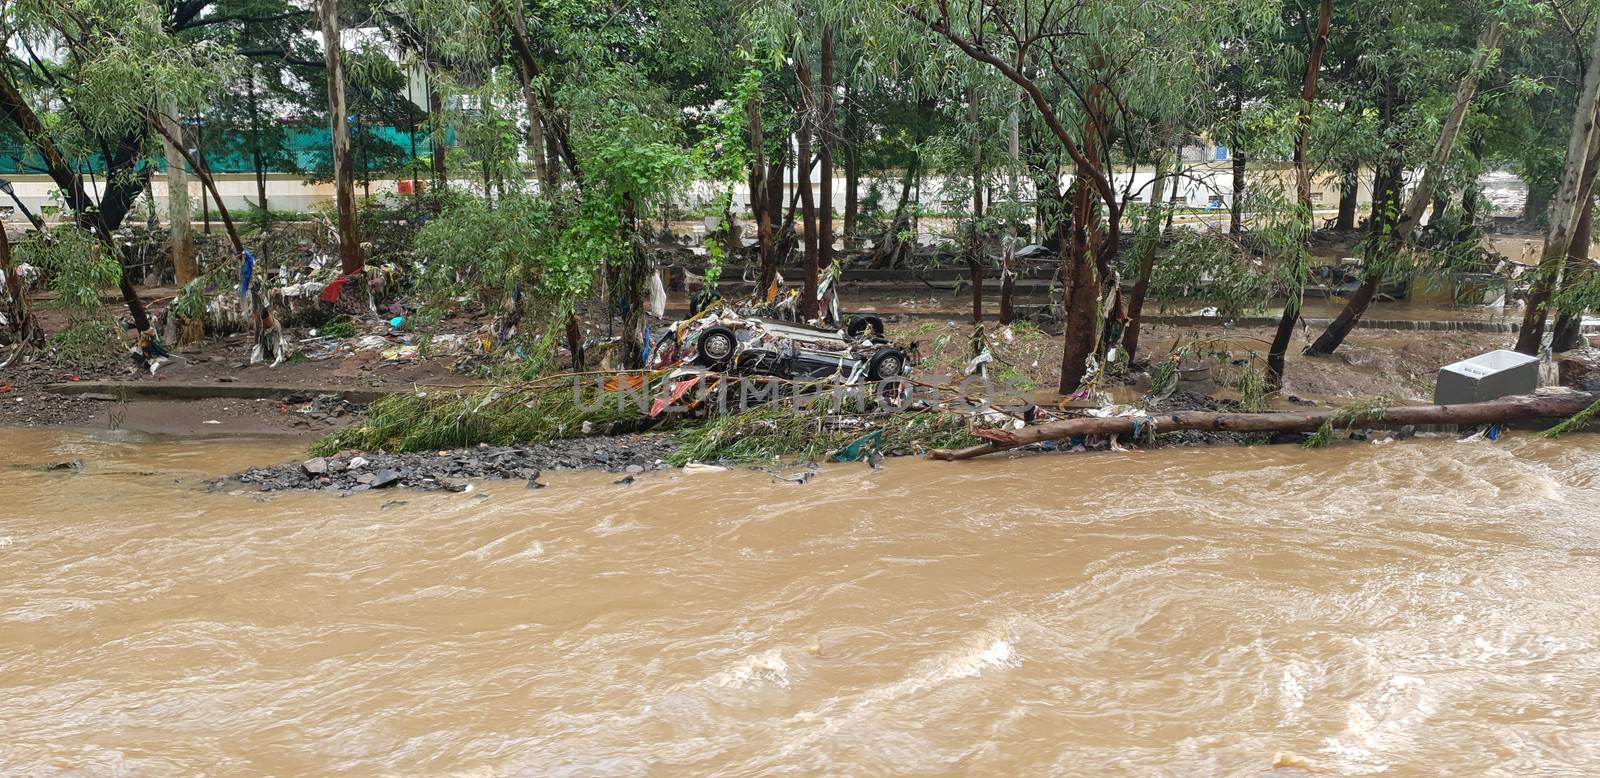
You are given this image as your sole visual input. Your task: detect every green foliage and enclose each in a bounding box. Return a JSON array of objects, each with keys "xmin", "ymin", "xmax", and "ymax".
[
  {"xmin": 668, "ymin": 403, "xmax": 978, "ymax": 465},
  {"xmin": 310, "ymin": 381, "xmax": 651, "ymax": 456},
  {"xmin": 1542, "ymin": 398, "xmax": 1600, "ymax": 440},
  {"xmin": 319, "ymin": 318, "xmax": 357, "ymax": 339},
  {"xmin": 1137, "ymin": 230, "xmax": 1274, "ymax": 318},
  {"xmin": 1304, "ymin": 396, "xmax": 1392, "ymax": 448},
  {"xmin": 50, "ymin": 320, "xmax": 119, "ymax": 367},
  {"xmin": 16, "ymin": 228, "xmax": 120, "ymax": 316},
  {"xmin": 1234, "ymin": 362, "xmax": 1269, "ymax": 413}
]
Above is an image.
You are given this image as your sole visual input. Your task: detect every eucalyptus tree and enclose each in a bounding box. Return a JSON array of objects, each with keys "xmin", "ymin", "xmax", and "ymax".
[
  {"xmin": 1517, "ymin": 8, "xmax": 1600, "ymax": 354},
  {"xmin": 1307, "ymin": 4, "xmax": 1514, "ymax": 357},
  {"xmin": 893, "ymin": 0, "xmax": 1252, "ymax": 393},
  {"xmin": 393, "ymin": 0, "xmax": 714, "ymax": 369},
  {"xmin": 0, "ymin": 0, "xmax": 239, "ymax": 331}
]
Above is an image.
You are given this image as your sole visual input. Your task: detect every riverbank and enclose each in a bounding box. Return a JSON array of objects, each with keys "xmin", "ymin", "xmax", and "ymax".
[{"xmin": 3, "ymin": 281, "xmax": 1568, "ymax": 490}]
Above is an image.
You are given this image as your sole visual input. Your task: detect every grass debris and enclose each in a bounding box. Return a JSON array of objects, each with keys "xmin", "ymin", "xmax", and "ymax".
[
  {"xmin": 310, "ymin": 379, "xmax": 652, "ymax": 456},
  {"xmin": 1542, "ymin": 396, "xmax": 1600, "ymax": 439},
  {"xmin": 1304, "ymin": 396, "xmax": 1391, "ymax": 448},
  {"xmin": 668, "ymin": 402, "xmax": 980, "ymax": 466}
]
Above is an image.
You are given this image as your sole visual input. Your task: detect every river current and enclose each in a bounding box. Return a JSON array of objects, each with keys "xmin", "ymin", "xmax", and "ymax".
[{"xmin": 3, "ymin": 427, "xmax": 1599, "ymax": 774}]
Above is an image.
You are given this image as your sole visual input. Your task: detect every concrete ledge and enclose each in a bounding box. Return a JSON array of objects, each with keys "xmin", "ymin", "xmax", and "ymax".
[{"xmin": 44, "ymin": 381, "xmax": 399, "ymax": 404}]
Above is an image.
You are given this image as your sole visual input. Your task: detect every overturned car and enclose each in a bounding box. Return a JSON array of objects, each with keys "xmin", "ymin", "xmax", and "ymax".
[{"xmin": 653, "ymin": 308, "xmax": 912, "ymax": 384}]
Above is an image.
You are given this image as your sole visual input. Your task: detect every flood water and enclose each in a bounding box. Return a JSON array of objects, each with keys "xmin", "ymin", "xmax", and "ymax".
[{"xmin": 5, "ymin": 427, "xmax": 1600, "ymax": 774}]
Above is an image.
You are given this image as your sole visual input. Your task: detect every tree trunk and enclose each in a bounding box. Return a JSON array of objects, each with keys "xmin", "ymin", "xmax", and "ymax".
[
  {"xmin": 843, "ymin": 84, "xmax": 859, "ymax": 250},
  {"xmin": 1308, "ymin": 21, "xmax": 1505, "ymax": 357},
  {"xmin": 1059, "ymin": 175, "xmax": 1099, "ymax": 394},
  {"xmin": 247, "ymin": 68, "xmax": 269, "ymax": 211},
  {"xmin": 1059, "ymin": 57, "xmax": 1123, "ymax": 395},
  {"xmin": 620, "ymin": 196, "xmax": 649, "ymax": 369},
  {"xmin": 1230, "ymin": 79, "xmax": 1245, "ymax": 236},
  {"xmin": 796, "ymin": 52, "xmax": 819, "ymax": 319},
  {"xmin": 999, "ymin": 243, "xmax": 1017, "ymax": 325},
  {"xmin": 148, "ymin": 113, "xmax": 243, "ymax": 258},
  {"xmin": 1525, "ymin": 181, "xmax": 1554, "ymax": 225},
  {"xmin": 929, "ymin": 391, "xmax": 1600, "ymax": 460},
  {"xmin": 0, "ymin": 225, "xmax": 38, "ymax": 344},
  {"xmin": 157, "ymin": 105, "xmax": 196, "ymax": 286},
  {"xmin": 1125, "ymin": 145, "xmax": 1175, "ymax": 362},
  {"xmin": 748, "ymin": 94, "xmax": 777, "ymax": 298},
  {"xmin": 506, "ymin": 13, "xmax": 548, "ymax": 191},
  {"xmin": 875, "ymin": 152, "xmax": 918, "ymax": 268},
  {"xmin": 818, "ymin": 28, "xmax": 835, "ymax": 289},
  {"xmin": 1336, "ymin": 163, "xmax": 1358, "ymax": 230},
  {"xmin": 565, "ymin": 312, "xmax": 585, "ymax": 371},
  {"xmin": 1520, "ymin": 100, "xmax": 1600, "ymax": 352},
  {"xmin": 1268, "ymin": 0, "xmax": 1333, "ymax": 385},
  {"xmin": 967, "ymin": 86, "xmax": 984, "ymax": 324},
  {"xmin": 319, "ymin": 0, "xmax": 363, "ymax": 275},
  {"xmin": 427, "ymin": 67, "xmax": 448, "ymax": 191},
  {"xmin": 1550, "ymin": 197, "xmax": 1595, "ymax": 351},
  {"xmin": 0, "ymin": 70, "xmax": 148, "ymax": 329}
]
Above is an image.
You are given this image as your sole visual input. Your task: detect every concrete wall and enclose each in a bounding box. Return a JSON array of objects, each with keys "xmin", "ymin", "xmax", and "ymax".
[{"xmin": 0, "ymin": 163, "xmax": 1473, "ymax": 226}]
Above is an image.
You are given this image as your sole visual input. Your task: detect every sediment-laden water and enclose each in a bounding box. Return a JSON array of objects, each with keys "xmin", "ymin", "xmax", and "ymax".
[{"xmin": 4, "ymin": 427, "xmax": 1599, "ymax": 774}]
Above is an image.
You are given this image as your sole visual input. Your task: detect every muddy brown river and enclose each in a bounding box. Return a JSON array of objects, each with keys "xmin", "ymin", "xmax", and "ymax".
[{"xmin": 4, "ymin": 427, "xmax": 1600, "ymax": 774}]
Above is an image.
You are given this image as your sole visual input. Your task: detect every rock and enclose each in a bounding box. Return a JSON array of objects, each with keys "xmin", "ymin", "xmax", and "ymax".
[
  {"xmin": 46, "ymin": 459, "xmax": 82, "ymax": 472},
  {"xmin": 1557, "ymin": 348, "xmax": 1600, "ymax": 391},
  {"xmin": 370, "ymin": 469, "xmax": 401, "ymax": 488},
  {"xmin": 613, "ymin": 475, "xmax": 635, "ymax": 485},
  {"xmin": 355, "ymin": 472, "xmax": 376, "ymax": 485},
  {"xmin": 302, "ymin": 457, "xmax": 330, "ymax": 475},
  {"xmin": 526, "ymin": 479, "xmax": 545, "ymax": 489},
  {"xmin": 624, "ymin": 464, "xmax": 644, "ymax": 474},
  {"xmin": 441, "ymin": 478, "xmax": 471, "ymax": 493}
]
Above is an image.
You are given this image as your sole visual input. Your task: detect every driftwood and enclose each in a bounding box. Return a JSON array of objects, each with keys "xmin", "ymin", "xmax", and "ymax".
[{"xmin": 928, "ymin": 391, "xmax": 1600, "ymax": 461}]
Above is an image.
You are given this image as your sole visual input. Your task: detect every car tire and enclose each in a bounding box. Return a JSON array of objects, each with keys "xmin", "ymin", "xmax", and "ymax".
[
  {"xmin": 867, "ymin": 348, "xmax": 908, "ymax": 381},
  {"xmin": 847, "ymin": 315, "xmax": 886, "ymax": 340},
  {"xmin": 694, "ymin": 326, "xmax": 738, "ymax": 369}
]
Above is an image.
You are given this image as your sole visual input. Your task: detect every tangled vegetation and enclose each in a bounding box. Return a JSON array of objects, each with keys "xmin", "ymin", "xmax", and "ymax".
[
  {"xmin": 1304, "ymin": 396, "xmax": 1393, "ymax": 448},
  {"xmin": 668, "ymin": 402, "xmax": 979, "ymax": 466},
  {"xmin": 309, "ymin": 379, "xmax": 654, "ymax": 456},
  {"xmin": 1543, "ymin": 397, "xmax": 1600, "ymax": 440}
]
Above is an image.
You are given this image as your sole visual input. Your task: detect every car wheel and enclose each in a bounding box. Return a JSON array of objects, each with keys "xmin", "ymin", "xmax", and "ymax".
[
  {"xmin": 694, "ymin": 326, "xmax": 738, "ymax": 369},
  {"xmin": 847, "ymin": 315, "xmax": 886, "ymax": 340},
  {"xmin": 867, "ymin": 348, "xmax": 907, "ymax": 380}
]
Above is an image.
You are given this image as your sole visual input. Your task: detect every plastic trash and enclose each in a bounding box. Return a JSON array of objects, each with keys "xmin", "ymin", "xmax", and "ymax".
[{"xmin": 648, "ymin": 270, "xmax": 668, "ymax": 317}]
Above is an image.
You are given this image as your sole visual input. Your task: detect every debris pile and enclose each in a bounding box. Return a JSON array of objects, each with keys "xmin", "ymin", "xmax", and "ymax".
[{"xmin": 227, "ymin": 436, "xmax": 675, "ymax": 493}]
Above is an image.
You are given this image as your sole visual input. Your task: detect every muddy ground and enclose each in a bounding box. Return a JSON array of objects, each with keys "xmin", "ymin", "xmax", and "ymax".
[{"xmin": 1, "ymin": 278, "xmax": 1554, "ymax": 490}]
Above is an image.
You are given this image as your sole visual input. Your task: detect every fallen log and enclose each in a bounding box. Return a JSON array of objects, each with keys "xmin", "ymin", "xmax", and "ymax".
[{"xmin": 928, "ymin": 391, "xmax": 1600, "ymax": 461}]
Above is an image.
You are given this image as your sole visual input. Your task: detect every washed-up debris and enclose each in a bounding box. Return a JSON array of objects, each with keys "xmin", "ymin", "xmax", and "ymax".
[
  {"xmin": 770, "ymin": 466, "xmax": 816, "ymax": 485},
  {"xmin": 227, "ymin": 435, "xmax": 675, "ymax": 492},
  {"xmin": 650, "ymin": 302, "xmax": 909, "ymax": 387},
  {"xmin": 681, "ymin": 462, "xmax": 727, "ymax": 473},
  {"xmin": 930, "ymin": 390, "xmax": 1600, "ymax": 460}
]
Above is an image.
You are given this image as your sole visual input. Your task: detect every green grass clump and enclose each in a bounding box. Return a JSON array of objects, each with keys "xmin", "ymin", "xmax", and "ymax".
[
  {"xmin": 668, "ymin": 403, "xmax": 979, "ymax": 466},
  {"xmin": 319, "ymin": 318, "xmax": 357, "ymax": 339},
  {"xmin": 1543, "ymin": 397, "xmax": 1600, "ymax": 439},
  {"xmin": 310, "ymin": 379, "xmax": 651, "ymax": 455},
  {"xmin": 1304, "ymin": 396, "xmax": 1391, "ymax": 449},
  {"xmin": 50, "ymin": 320, "xmax": 118, "ymax": 369}
]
